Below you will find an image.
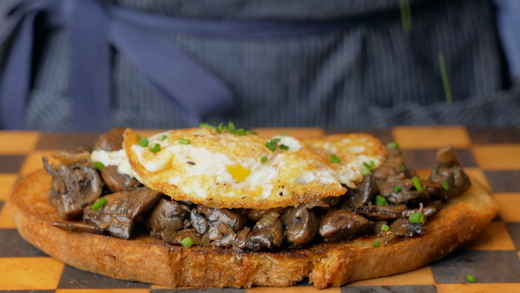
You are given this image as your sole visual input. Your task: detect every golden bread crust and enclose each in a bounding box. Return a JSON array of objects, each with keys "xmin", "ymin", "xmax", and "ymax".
[{"xmin": 8, "ymin": 169, "xmax": 498, "ymax": 288}]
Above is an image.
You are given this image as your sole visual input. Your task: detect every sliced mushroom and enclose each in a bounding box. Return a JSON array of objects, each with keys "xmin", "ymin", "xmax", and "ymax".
[
  {"xmin": 246, "ymin": 212, "xmax": 284, "ymax": 251},
  {"xmin": 100, "ymin": 166, "xmax": 140, "ymax": 192},
  {"xmin": 319, "ymin": 209, "xmax": 371, "ymax": 242},
  {"xmin": 280, "ymin": 206, "xmax": 319, "ymax": 246},
  {"xmin": 83, "ymin": 187, "xmax": 161, "ymax": 239},
  {"xmin": 94, "ymin": 127, "xmax": 125, "ymax": 151},
  {"xmin": 372, "ymin": 144, "xmax": 410, "ymax": 181},
  {"xmin": 52, "ymin": 148, "xmax": 92, "ymax": 164},
  {"xmin": 247, "ymin": 207, "xmax": 288, "ymax": 222},
  {"xmin": 44, "ymin": 158, "xmax": 102, "ymax": 220},
  {"xmin": 356, "ymin": 204, "xmax": 408, "ymax": 220},
  {"xmin": 160, "ymin": 229, "xmax": 203, "ymax": 246},
  {"xmin": 190, "ymin": 209, "xmax": 209, "ymax": 234},
  {"xmin": 381, "ymin": 217, "xmax": 425, "ymax": 244},
  {"xmin": 147, "ymin": 198, "xmax": 190, "ymax": 235},
  {"xmin": 209, "ymin": 223, "xmax": 237, "ymax": 248},
  {"xmin": 429, "ymin": 146, "xmax": 471, "ymax": 201},
  {"xmin": 343, "ymin": 174, "xmax": 378, "ymax": 208},
  {"xmin": 198, "ymin": 206, "xmax": 247, "ymax": 233},
  {"xmin": 52, "ymin": 221, "xmax": 106, "ymax": 235},
  {"xmin": 232, "ymin": 227, "xmax": 251, "ymax": 250}
]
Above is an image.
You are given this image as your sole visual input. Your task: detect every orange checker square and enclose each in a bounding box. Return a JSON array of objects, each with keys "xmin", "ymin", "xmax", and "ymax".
[
  {"xmin": 251, "ymin": 127, "xmax": 324, "ymax": 139},
  {"xmin": 0, "ymin": 131, "xmax": 40, "ymax": 154},
  {"xmin": 0, "ymin": 201, "xmax": 16, "ymax": 228},
  {"xmin": 493, "ymin": 193, "xmax": 520, "ymax": 222},
  {"xmin": 19, "ymin": 150, "xmax": 60, "ymax": 176},
  {"xmin": 347, "ymin": 266, "xmax": 435, "ymax": 286},
  {"xmin": 462, "ymin": 221, "xmax": 515, "ymax": 251},
  {"xmin": 437, "ymin": 283, "xmax": 520, "ymax": 293},
  {"xmin": 56, "ymin": 289, "xmax": 151, "ymax": 293},
  {"xmin": 392, "ymin": 126, "xmax": 471, "ymax": 149},
  {"xmin": 472, "ymin": 144, "xmax": 520, "ymax": 170},
  {"xmin": 0, "ymin": 257, "xmax": 64, "ymax": 290},
  {"xmin": 247, "ymin": 285, "xmax": 340, "ymax": 293},
  {"xmin": 0, "ymin": 174, "xmax": 18, "ymax": 201}
]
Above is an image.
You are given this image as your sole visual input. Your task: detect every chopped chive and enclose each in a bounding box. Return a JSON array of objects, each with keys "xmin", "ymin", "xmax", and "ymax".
[
  {"xmin": 279, "ymin": 144, "xmax": 289, "ymax": 151},
  {"xmin": 199, "ymin": 123, "xmax": 216, "ymax": 130},
  {"xmin": 150, "ymin": 143, "xmax": 161, "ymax": 153},
  {"xmin": 236, "ymin": 128, "xmax": 246, "ymax": 136},
  {"xmin": 181, "ymin": 236, "xmax": 194, "ymax": 249},
  {"xmin": 393, "ymin": 185, "xmax": 401, "ymax": 193},
  {"xmin": 372, "ymin": 240, "xmax": 380, "ymax": 248},
  {"xmin": 399, "ymin": 0, "xmax": 412, "ymax": 35},
  {"xmin": 159, "ymin": 134, "xmax": 167, "ymax": 141},
  {"xmin": 409, "ymin": 212, "xmax": 424, "ymax": 223},
  {"xmin": 93, "ymin": 161, "xmax": 105, "ymax": 171},
  {"xmin": 412, "ymin": 176, "xmax": 423, "ymax": 191},
  {"xmin": 389, "ymin": 142, "xmax": 399, "ymax": 149},
  {"xmin": 261, "ymin": 156, "xmax": 268, "ymax": 163},
  {"xmin": 370, "ymin": 160, "xmax": 375, "ymax": 168},
  {"xmin": 139, "ymin": 136, "xmax": 149, "ymax": 147},
  {"xmin": 363, "ymin": 162, "xmax": 372, "ymax": 169},
  {"xmin": 442, "ymin": 180, "xmax": 450, "ymax": 191},
  {"xmin": 265, "ymin": 142, "xmax": 277, "ymax": 151},
  {"xmin": 278, "ymin": 133, "xmax": 289, "ymax": 136},
  {"xmin": 466, "ymin": 274, "xmax": 476, "ymax": 283},
  {"xmin": 399, "ymin": 164, "xmax": 407, "ymax": 171},
  {"xmin": 330, "ymin": 154, "xmax": 341, "ymax": 164},
  {"xmin": 432, "ymin": 167, "xmax": 438, "ymax": 176},
  {"xmin": 216, "ymin": 122, "xmax": 225, "ymax": 134},
  {"xmin": 375, "ymin": 195, "xmax": 389, "ymax": 206},
  {"xmin": 179, "ymin": 138, "xmax": 190, "ymax": 145},
  {"xmin": 362, "ymin": 169, "xmax": 372, "ymax": 176},
  {"xmin": 228, "ymin": 121, "xmax": 235, "ymax": 134},
  {"xmin": 91, "ymin": 198, "xmax": 107, "ymax": 211},
  {"xmin": 271, "ymin": 138, "xmax": 281, "ymax": 144},
  {"xmin": 439, "ymin": 53, "xmax": 453, "ymax": 104},
  {"xmin": 381, "ymin": 224, "xmax": 390, "ymax": 232},
  {"xmin": 247, "ymin": 130, "xmax": 257, "ymax": 135}
]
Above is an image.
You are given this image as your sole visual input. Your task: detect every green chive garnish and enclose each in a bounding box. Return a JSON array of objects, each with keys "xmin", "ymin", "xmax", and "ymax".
[
  {"xmin": 375, "ymin": 195, "xmax": 389, "ymax": 206},
  {"xmin": 389, "ymin": 142, "xmax": 399, "ymax": 149},
  {"xmin": 399, "ymin": 0, "xmax": 412, "ymax": 35},
  {"xmin": 372, "ymin": 240, "xmax": 380, "ymax": 248},
  {"xmin": 432, "ymin": 167, "xmax": 438, "ymax": 176},
  {"xmin": 399, "ymin": 164, "xmax": 407, "ymax": 171},
  {"xmin": 362, "ymin": 169, "xmax": 372, "ymax": 176},
  {"xmin": 442, "ymin": 180, "xmax": 450, "ymax": 191},
  {"xmin": 439, "ymin": 53, "xmax": 453, "ymax": 104},
  {"xmin": 370, "ymin": 160, "xmax": 375, "ymax": 168},
  {"xmin": 393, "ymin": 185, "xmax": 401, "ymax": 193},
  {"xmin": 279, "ymin": 144, "xmax": 289, "ymax": 151},
  {"xmin": 91, "ymin": 198, "xmax": 107, "ymax": 211},
  {"xmin": 93, "ymin": 162, "xmax": 105, "ymax": 171},
  {"xmin": 236, "ymin": 129, "xmax": 246, "ymax": 136},
  {"xmin": 247, "ymin": 130, "xmax": 257, "ymax": 135},
  {"xmin": 265, "ymin": 142, "xmax": 277, "ymax": 151},
  {"xmin": 412, "ymin": 176, "xmax": 423, "ymax": 191},
  {"xmin": 466, "ymin": 274, "xmax": 476, "ymax": 283},
  {"xmin": 159, "ymin": 135, "xmax": 167, "ymax": 141},
  {"xmin": 228, "ymin": 122, "xmax": 235, "ymax": 134},
  {"xmin": 330, "ymin": 154, "xmax": 341, "ymax": 164},
  {"xmin": 179, "ymin": 138, "xmax": 190, "ymax": 145},
  {"xmin": 150, "ymin": 143, "xmax": 161, "ymax": 153},
  {"xmin": 216, "ymin": 122, "xmax": 225, "ymax": 134},
  {"xmin": 409, "ymin": 212, "xmax": 424, "ymax": 223},
  {"xmin": 199, "ymin": 123, "xmax": 216, "ymax": 130},
  {"xmin": 181, "ymin": 236, "xmax": 194, "ymax": 249},
  {"xmin": 139, "ymin": 136, "xmax": 149, "ymax": 147},
  {"xmin": 271, "ymin": 138, "xmax": 281, "ymax": 144},
  {"xmin": 363, "ymin": 162, "xmax": 372, "ymax": 169},
  {"xmin": 261, "ymin": 156, "xmax": 268, "ymax": 163},
  {"xmin": 381, "ymin": 224, "xmax": 390, "ymax": 232}
]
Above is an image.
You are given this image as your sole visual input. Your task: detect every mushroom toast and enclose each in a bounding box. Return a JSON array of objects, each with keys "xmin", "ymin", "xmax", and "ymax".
[{"xmin": 7, "ymin": 125, "xmax": 498, "ymax": 288}]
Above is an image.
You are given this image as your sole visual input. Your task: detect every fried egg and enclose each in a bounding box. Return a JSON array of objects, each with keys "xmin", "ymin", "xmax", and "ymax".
[
  {"xmin": 303, "ymin": 133, "xmax": 387, "ymax": 188},
  {"xmin": 123, "ymin": 128, "xmax": 348, "ymax": 209}
]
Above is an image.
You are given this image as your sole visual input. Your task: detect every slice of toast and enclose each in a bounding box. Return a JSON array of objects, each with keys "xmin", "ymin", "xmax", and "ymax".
[{"xmin": 7, "ymin": 169, "xmax": 498, "ymax": 288}]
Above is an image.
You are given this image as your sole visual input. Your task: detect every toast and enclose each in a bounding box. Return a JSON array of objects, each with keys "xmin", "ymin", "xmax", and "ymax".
[{"xmin": 7, "ymin": 169, "xmax": 498, "ymax": 288}]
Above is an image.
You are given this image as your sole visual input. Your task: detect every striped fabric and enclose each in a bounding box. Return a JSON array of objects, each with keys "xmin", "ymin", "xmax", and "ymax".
[{"xmin": 3, "ymin": 0, "xmax": 518, "ymax": 131}]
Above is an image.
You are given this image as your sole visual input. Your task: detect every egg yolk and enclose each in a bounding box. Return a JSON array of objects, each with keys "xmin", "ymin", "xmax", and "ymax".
[{"xmin": 227, "ymin": 164, "xmax": 251, "ymax": 182}]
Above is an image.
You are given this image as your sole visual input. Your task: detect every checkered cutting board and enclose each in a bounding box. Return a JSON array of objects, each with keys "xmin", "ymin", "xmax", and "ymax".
[{"xmin": 1, "ymin": 126, "xmax": 520, "ymax": 293}]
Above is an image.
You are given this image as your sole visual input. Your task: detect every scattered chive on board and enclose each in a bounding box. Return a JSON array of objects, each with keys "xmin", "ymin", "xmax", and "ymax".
[{"xmin": 466, "ymin": 274, "xmax": 476, "ymax": 283}]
